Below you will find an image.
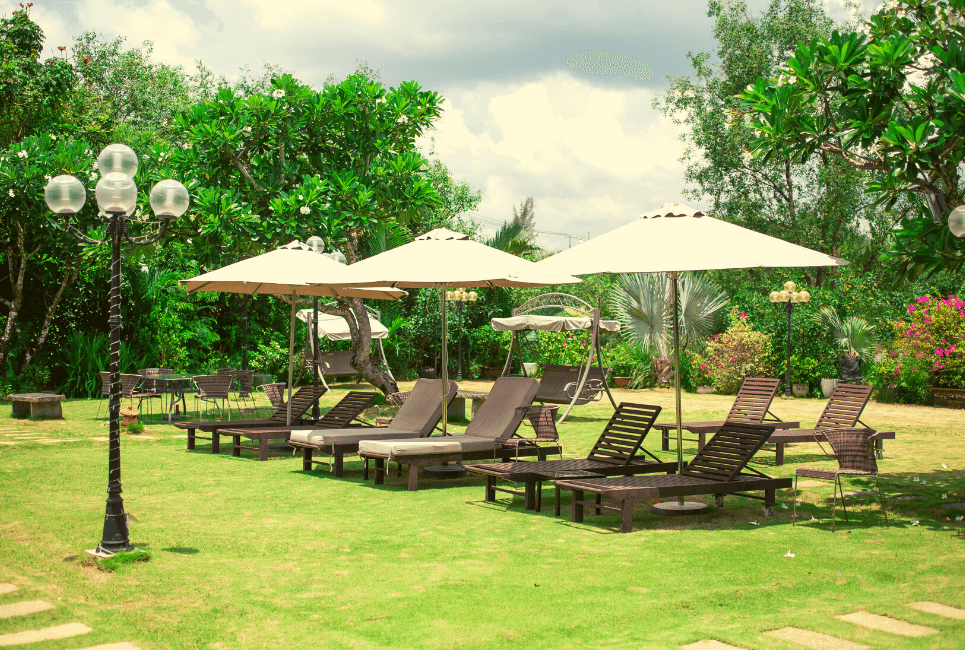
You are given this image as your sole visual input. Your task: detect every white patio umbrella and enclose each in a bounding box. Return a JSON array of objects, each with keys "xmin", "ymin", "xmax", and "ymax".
[
  {"xmin": 331, "ymin": 228, "xmax": 582, "ymax": 434},
  {"xmin": 181, "ymin": 241, "xmax": 406, "ymax": 425},
  {"xmin": 535, "ymin": 202, "xmax": 849, "ymax": 512}
]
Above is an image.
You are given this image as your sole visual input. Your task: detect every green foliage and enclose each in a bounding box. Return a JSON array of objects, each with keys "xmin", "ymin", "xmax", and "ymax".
[
  {"xmin": 98, "ymin": 549, "xmax": 151, "ymax": 572},
  {"xmin": 814, "ymin": 305, "xmax": 876, "ymax": 360},
  {"xmin": 604, "ymin": 339, "xmax": 658, "ymax": 389},
  {"xmin": 737, "ymin": 0, "xmax": 965, "ymax": 277},
  {"xmin": 125, "ymin": 421, "xmax": 145, "ymax": 434},
  {"xmin": 890, "ymin": 294, "xmax": 965, "ymax": 389},
  {"xmin": 248, "ymin": 340, "xmax": 289, "ymax": 382},
  {"xmin": 706, "ymin": 308, "xmax": 774, "ymax": 394},
  {"xmin": 867, "ymin": 353, "xmax": 933, "ymax": 404}
]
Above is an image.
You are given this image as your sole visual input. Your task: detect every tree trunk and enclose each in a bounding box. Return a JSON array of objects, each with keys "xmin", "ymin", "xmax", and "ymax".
[
  {"xmin": 18, "ymin": 256, "xmax": 81, "ymax": 376},
  {"xmin": 0, "ymin": 231, "xmax": 34, "ymax": 373}
]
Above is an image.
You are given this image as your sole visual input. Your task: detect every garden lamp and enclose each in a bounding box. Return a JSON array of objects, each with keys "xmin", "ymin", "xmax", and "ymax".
[
  {"xmin": 446, "ymin": 288, "xmax": 478, "ymax": 381},
  {"xmin": 949, "ymin": 205, "xmax": 965, "ymax": 239},
  {"xmin": 768, "ymin": 280, "xmax": 811, "ymax": 397},
  {"xmin": 44, "ymin": 143, "xmax": 189, "ymax": 557}
]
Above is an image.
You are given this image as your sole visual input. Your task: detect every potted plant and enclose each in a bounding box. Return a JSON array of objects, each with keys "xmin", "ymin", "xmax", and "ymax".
[
  {"xmin": 789, "ymin": 354, "xmax": 819, "ymax": 398},
  {"xmin": 815, "ymin": 306, "xmax": 875, "ymax": 384}
]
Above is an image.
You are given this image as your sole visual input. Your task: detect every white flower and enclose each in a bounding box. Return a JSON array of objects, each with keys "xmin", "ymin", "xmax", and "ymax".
[
  {"xmin": 298, "ymin": 195, "xmax": 304, "ymax": 200},
  {"xmin": 780, "ymin": 503, "xmax": 788, "ymax": 510},
  {"xmin": 810, "ymin": 515, "xmax": 818, "ymax": 522},
  {"xmin": 942, "ymin": 463, "xmax": 948, "ymax": 468},
  {"xmin": 49, "ymin": 134, "xmax": 56, "ymax": 140},
  {"xmin": 44, "ymin": 174, "xmax": 51, "ymax": 181},
  {"xmin": 956, "ymin": 515, "xmax": 964, "ymax": 522},
  {"xmin": 243, "ymin": 126, "xmax": 252, "ymax": 134},
  {"xmin": 942, "ymin": 493, "xmax": 948, "ymax": 499},
  {"xmin": 16, "ymin": 150, "xmax": 27, "ymax": 159},
  {"xmin": 300, "ymin": 206, "xmax": 310, "ymax": 215},
  {"xmin": 7, "ymin": 189, "xmax": 14, "ymax": 197},
  {"xmin": 913, "ymin": 476, "xmax": 920, "ymax": 482},
  {"xmin": 749, "ymin": 521, "xmax": 760, "ymax": 526},
  {"xmin": 90, "ymin": 173, "xmax": 98, "ymax": 182},
  {"xmin": 85, "ymin": 149, "xmax": 92, "ymax": 156},
  {"xmin": 272, "ymin": 89, "xmax": 285, "ymax": 98},
  {"xmin": 921, "ymin": 480, "xmax": 927, "ymax": 486},
  {"xmin": 742, "ymin": 150, "xmax": 753, "ymax": 163},
  {"xmin": 912, "ymin": 520, "xmax": 920, "ymax": 526},
  {"xmin": 795, "ymin": 501, "xmax": 801, "ymax": 506},
  {"xmin": 140, "ymin": 265, "xmax": 149, "ymax": 273},
  {"xmin": 784, "ymin": 551, "xmax": 795, "ymax": 558},
  {"xmin": 396, "ymin": 115, "xmax": 407, "ymax": 125}
]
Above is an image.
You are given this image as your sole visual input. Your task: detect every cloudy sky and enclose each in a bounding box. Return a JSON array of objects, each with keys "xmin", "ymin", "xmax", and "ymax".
[{"xmin": 11, "ymin": 0, "xmax": 860, "ymax": 250}]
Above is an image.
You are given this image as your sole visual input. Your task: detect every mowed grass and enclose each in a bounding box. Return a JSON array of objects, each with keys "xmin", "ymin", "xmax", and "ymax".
[{"xmin": 0, "ymin": 382, "xmax": 963, "ymax": 649}]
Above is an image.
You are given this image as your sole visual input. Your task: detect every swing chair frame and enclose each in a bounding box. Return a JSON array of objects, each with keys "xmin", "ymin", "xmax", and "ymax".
[{"xmin": 298, "ymin": 306, "xmax": 396, "ymax": 390}]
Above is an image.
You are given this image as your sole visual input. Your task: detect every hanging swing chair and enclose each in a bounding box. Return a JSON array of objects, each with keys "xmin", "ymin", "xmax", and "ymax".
[
  {"xmin": 296, "ymin": 306, "xmax": 396, "ymax": 389},
  {"xmin": 493, "ymin": 293, "xmax": 619, "ymax": 424}
]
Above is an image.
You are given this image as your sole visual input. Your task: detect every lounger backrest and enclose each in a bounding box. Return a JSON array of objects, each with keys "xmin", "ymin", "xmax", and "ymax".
[
  {"xmin": 465, "ymin": 376, "xmax": 540, "ymax": 440},
  {"xmin": 586, "ymin": 402, "xmax": 662, "ymax": 465},
  {"xmin": 315, "ymin": 391, "xmax": 378, "ymax": 429},
  {"xmin": 535, "ymin": 365, "xmax": 609, "ymax": 405},
  {"xmin": 389, "ymin": 379, "xmax": 458, "ymax": 435},
  {"xmin": 815, "ymin": 383, "xmax": 873, "ymax": 429},
  {"xmin": 680, "ymin": 421, "xmax": 775, "ymax": 482},
  {"xmin": 726, "ymin": 377, "xmax": 780, "ymax": 423},
  {"xmin": 266, "ymin": 385, "xmax": 329, "ymax": 423}
]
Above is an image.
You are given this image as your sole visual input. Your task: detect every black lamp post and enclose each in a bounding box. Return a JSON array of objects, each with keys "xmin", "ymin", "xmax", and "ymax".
[
  {"xmin": 44, "ymin": 143, "xmax": 189, "ymax": 557},
  {"xmin": 768, "ymin": 281, "xmax": 811, "ymax": 397},
  {"xmin": 445, "ymin": 288, "xmax": 477, "ymax": 381}
]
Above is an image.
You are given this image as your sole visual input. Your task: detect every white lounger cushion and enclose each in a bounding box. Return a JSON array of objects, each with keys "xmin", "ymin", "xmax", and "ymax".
[
  {"xmin": 290, "ymin": 427, "xmax": 416, "ymax": 446},
  {"xmin": 359, "ymin": 435, "xmax": 501, "ymax": 457}
]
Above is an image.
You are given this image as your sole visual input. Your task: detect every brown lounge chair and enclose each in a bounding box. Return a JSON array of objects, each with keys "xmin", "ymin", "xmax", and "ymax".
[
  {"xmin": 466, "ymin": 402, "xmax": 677, "ymax": 511},
  {"xmin": 358, "ymin": 376, "xmax": 560, "ymax": 491},
  {"xmin": 288, "ymin": 379, "xmax": 458, "ymax": 476},
  {"xmin": 553, "ymin": 421, "xmax": 791, "ymax": 533},
  {"xmin": 176, "ymin": 385, "xmax": 328, "ymax": 453},
  {"xmin": 766, "ymin": 383, "xmax": 895, "ymax": 465},
  {"xmin": 656, "ymin": 377, "xmax": 799, "ymax": 451},
  {"xmin": 220, "ymin": 390, "xmax": 379, "ymax": 461}
]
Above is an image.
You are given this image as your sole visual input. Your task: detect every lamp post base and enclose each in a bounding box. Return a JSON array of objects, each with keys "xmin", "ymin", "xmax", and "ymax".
[{"xmin": 653, "ymin": 500, "xmax": 709, "ymax": 516}]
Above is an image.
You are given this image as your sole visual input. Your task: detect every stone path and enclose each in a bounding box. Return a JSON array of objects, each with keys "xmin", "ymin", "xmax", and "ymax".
[
  {"xmin": 0, "ymin": 581, "xmax": 140, "ymax": 649},
  {"xmin": 681, "ymin": 600, "xmax": 959, "ymax": 649}
]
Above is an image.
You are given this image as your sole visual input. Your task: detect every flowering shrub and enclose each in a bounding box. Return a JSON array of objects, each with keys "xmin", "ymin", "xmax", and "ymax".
[
  {"xmin": 536, "ymin": 331, "xmax": 593, "ymax": 368},
  {"xmin": 705, "ymin": 308, "xmax": 774, "ymax": 394},
  {"xmin": 892, "ymin": 295, "xmax": 965, "ymax": 389},
  {"xmin": 867, "ymin": 354, "xmax": 932, "ymax": 404},
  {"xmin": 689, "ymin": 352, "xmax": 715, "ymax": 388}
]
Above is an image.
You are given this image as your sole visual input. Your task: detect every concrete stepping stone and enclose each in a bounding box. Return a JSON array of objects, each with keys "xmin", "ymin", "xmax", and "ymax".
[
  {"xmin": 681, "ymin": 641, "xmax": 747, "ymax": 650},
  {"xmin": 767, "ymin": 627, "xmax": 867, "ymax": 650},
  {"xmin": 0, "ymin": 442, "xmax": 17, "ymax": 446},
  {"xmin": 909, "ymin": 601, "xmax": 965, "ymax": 619},
  {"xmin": 0, "ymin": 585, "xmax": 16, "ymax": 595},
  {"xmin": 837, "ymin": 611, "xmax": 938, "ymax": 637},
  {"xmin": 75, "ymin": 643, "xmax": 141, "ymax": 650},
  {"xmin": 0, "ymin": 622, "xmax": 91, "ymax": 646},
  {"xmin": 35, "ymin": 439, "xmax": 81, "ymax": 444},
  {"xmin": 90, "ymin": 437, "xmax": 110, "ymax": 442},
  {"xmin": 0, "ymin": 600, "xmax": 53, "ymax": 619}
]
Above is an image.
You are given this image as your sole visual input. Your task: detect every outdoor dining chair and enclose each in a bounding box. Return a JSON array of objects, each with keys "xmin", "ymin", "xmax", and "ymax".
[
  {"xmin": 193, "ymin": 373, "xmax": 234, "ymax": 422},
  {"xmin": 133, "ymin": 368, "xmax": 163, "ymax": 418}
]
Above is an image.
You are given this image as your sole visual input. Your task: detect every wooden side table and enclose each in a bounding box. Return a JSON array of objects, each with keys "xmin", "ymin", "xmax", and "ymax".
[{"xmin": 10, "ymin": 393, "xmax": 65, "ymax": 419}]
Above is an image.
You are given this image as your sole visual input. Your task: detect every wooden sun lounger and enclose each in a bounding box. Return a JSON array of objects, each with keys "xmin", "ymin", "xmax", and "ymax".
[
  {"xmin": 655, "ymin": 377, "xmax": 797, "ymax": 451},
  {"xmin": 358, "ymin": 377, "xmax": 560, "ymax": 491},
  {"xmin": 219, "ymin": 391, "xmax": 378, "ymax": 461},
  {"xmin": 466, "ymin": 402, "xmax": 676, "ymax": 511},
  {"xmin": 177, "ymin": 385, "xmax": 328, "ymax": 453},
  {"xmin": 288, "ymin": 379, "xmax": 458, "ymax": 475},
  {"xmin": 553, "ymin": 421, "xmax": 791, "ymax": 533}
]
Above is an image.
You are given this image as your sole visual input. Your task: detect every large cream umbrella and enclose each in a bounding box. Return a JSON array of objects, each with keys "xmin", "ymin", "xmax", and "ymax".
[
  {"xmin": 181, "ymin": 241, "xmax": 406, "ymax": 425},
  {"xmin": 331, "ymin": 228, "xmax": 582, "ymax": 434},
  {"xmin": 535, "ymin": 203, "xmax": 849, "ymax": 513}
]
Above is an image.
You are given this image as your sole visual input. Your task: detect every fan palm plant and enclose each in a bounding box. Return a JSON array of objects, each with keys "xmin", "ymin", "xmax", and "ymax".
[
  {"xmin": 610, "ymin": 273, "xmax": 729, "ymax": 383},
  {"xmin": 815, "ymin": 306, "xmax": 875, "ymax": 382}
]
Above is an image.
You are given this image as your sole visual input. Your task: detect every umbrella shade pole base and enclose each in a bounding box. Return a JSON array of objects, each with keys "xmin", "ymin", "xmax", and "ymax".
[
  {"xmin": 652, "ymin": 500, "xmax": 709, "ymax": 516},
  {"xmin": 422, "ymin": 462, "xmax": 466, "ymax": 479}
]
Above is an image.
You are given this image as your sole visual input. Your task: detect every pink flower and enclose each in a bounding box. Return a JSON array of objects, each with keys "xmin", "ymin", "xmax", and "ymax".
[
  {"xmin": 730, "ymin": 357, "xmax": 738, "ymax": 362},
  {"xmin": 700, "ymin": 363, "xmax": 707, "ymax": 371},
  {"xmin": 740, "ymin": 311, "xmax": 748, "ymax": 318},
  {"xmin": 936, "ymin": 349, "xmax": 945, "ymax": 357},
  {"xmin": 907, "ymin": 305, "xmax": 916, "ymax": 313},
  {"xmin": 895, "ymin": 364, "xmax": 902, "ymax": 372},
  {"xmin": 934, "ymin": 361, "xmax": 945, "ymax": 371}
]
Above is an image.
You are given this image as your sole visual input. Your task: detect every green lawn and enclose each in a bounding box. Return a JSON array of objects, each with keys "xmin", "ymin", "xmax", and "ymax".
[{"xmin": 0, "ymin": 383, "xmax": 962, "ymax": 649}]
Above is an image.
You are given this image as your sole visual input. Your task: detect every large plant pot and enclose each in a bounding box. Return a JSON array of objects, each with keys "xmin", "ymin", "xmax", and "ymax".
[
  {"xmin": 696, "ymin": 385, "xmax": 714, "ymax": 394},
  {"xmin": 821, "ymin": 378, "xmax": 838, "ymax": 398},
  {"xmin": 792, "ymin": 383, "xmax": 808, "ymax": 397},
  {"xmin": 480, "ymin": 366, "xmax": 502, "ymax": 380},
  {"xmin": 931, "ymin": 387, "xmax": 965, "ymax": 409},
  {"xmin": 614, "ymin": 377, "xmax": 631, "ymax": 387},
  {"xmin": 838, "ymin": 356, "xmax": 862, "ymax": 383},
  {"xmin": 417, "ymin": 366, "xmax": 438, "ymax": 379}
]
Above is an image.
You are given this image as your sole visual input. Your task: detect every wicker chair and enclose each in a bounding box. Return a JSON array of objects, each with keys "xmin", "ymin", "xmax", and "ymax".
[
  {"xmin": 793, "ymin": 427, "xmax": 888, "ymax": 531},
  {"xmin": 259, "ymin": 382, "xmax": 287, "ymax": 410},
  {"xmin": 501, "ymin": 404, "xmax": 563, "ymax": 460},
  {"xmin": 193, "ymin": 374, "xmax": 234, "ymax": 422},
  {"xmin": 234, "ymin": 370, "xmax": 255, "ymax": 411},
  {"xmin": 96, "ymin": 371, "xmax": 111, "ymax": 419},
  {"xmin": 134, "ymin": 368, "xmax": 163, "ymax": 417}
]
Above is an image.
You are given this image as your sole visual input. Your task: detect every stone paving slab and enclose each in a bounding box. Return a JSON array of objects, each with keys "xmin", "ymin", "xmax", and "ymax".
[
  {"xmin": 35, "ymin": 439, "xmax": 81, "ymax": 444},
  {"xmin": 767, "ymin": 627, "xmax": 868, "ymax": 650},
  {"xmin": 0, "ymin": 622, "xmax": 92, "ymax": 646},
  {"xmin": 0, "ymin": 600, "xmax": 53, "ymax": 619},
  {"xmin": 0, "ymin": 442, "xmax": 17, "ymax": 446},
  {"xmin": 90, "ymin": 437, "xmax": 110, "ymax": 442},
  {"xmin": 0, "ymin": 585, "xmax": 16, "ymax": 595},
  {"xmin": 909, "ymin": 601, "xmax": 965, "ymax": 619},
  {"xmin": 837, "ymin": 611, "xmax": 938, "ymax": 637},
  {"xmin": 681, "ymin": 641, "xmax": 747, "ymax": 650},
  {"xmin": 76, "ymin": 643, "xmax": 141, "ymax": 650}
]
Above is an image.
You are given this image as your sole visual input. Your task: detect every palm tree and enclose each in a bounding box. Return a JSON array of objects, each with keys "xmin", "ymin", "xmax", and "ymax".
[
  {"xmin": 815, "ymin": 306, "xmax": 875, "ymax": 382},
  {"xmin": 610, "ymin": 272, "xmax": 729, "ymax": 383}
]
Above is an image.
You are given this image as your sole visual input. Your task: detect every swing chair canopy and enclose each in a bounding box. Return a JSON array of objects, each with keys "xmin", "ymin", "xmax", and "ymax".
[
  {"xmin": 491, "ymin": 314, "xmax": 620, "ymax": 333},
  {"xmin": 296, "ymin": 309, "xmax": 389, "ymax": 341}
]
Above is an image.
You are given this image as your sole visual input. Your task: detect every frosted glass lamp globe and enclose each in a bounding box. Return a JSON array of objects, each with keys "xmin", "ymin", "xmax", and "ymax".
[
  {"xmin": 44, "ymin": 175, "xmax": 86, "ymax": 215},
  {"xmin": 149, "ymin": 180, "xmax": 190, "ymax": 219},
  {"xmin": 95, "ymin": 173, "xmax": 137, "ymax": 214},
  {"xmin": 97, "ymin": 144, "xmax": 139, "ymax": 179}
]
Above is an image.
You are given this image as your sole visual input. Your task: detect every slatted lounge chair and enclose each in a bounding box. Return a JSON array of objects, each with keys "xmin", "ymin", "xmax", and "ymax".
[
  {"xmin": 289, "ymin": 379, "xmax": 458, "ymax": 476},
  {"xmin": 766, "ymin": 383, "xmax": 895, "ymax": 465},
  {"xmin": 176, "ymin": 385, "xmax": 328, "ymax": 453},
  {"xmin": 793, "ymin": 427, "xmax": 888, "ymax": 531},
  {"xmin": 466, "ymin": 402, "xmax": 677, "ymax": 512},
  {"xmin": 535, "ymin": 364, "xmax": 610, "ymax": 406},
  {"xmin": 553, "ymin": 421, "xmax": 791, "ymax": 533},
  {"xmin": 655, "ymin": 377, "xmax": 799, "ymax": 451},
  {"xmin": 358, "ymin": 377, "xmax": 561, "ymax": 492},
  {"xmin": 222, "ymin": 390, "xmax": 379, "ymax": 461}
]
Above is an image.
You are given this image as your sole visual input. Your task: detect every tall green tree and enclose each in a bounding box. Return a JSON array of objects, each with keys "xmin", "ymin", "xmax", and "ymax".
[
  {"xmin": 656, "ymin": 0, "xmax": 891, "ymax": 287},
  {"xmin": 171, "ymin": 72, "xmax": 445, "ymax": 394},
  {"xmin": 738, "ymin": 0, "xmax": 965, "ymax": 278}
]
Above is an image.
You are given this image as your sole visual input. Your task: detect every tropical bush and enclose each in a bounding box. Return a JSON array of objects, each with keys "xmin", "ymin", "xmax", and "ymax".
[
  {"xmin": 891, "ymin": 295, "xmax": 965, "ymax": 389},
  {"xmin": 867, "ymin": 353, "xmax": 933, "ymax": 405},
  {"xmin": 705, "ymin": 308, "xmax": 774, "ymax": 395}
]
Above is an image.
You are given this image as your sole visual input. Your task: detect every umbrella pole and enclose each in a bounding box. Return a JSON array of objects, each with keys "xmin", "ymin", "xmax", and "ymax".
[
  {"xmin": 654, "ymin": 271, "xmax": 708, "ymax": 516},
  {"xmin": 286, "ymin": 290, "xmax": 296, "ymax": 426},
  {"xmin": 440, "ymin": 288, "xmax": 448, "ymax": 436}
]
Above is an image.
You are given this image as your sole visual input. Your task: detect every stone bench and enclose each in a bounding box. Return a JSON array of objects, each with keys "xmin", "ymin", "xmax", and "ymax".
[{"xmin": 10, "ymin": 393, "xmax": 65, "ymax": 419}]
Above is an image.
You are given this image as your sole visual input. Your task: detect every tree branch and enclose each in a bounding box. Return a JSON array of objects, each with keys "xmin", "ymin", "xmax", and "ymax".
[{"xmin": 228, "ymin": 151, "xmax": 266, "ymax": 192}]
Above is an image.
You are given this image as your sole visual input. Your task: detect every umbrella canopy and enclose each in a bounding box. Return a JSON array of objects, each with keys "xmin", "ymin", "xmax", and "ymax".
[
  {"xmin": 331, "ymin": 228, "xmax": 582, "ymax": 434},
  {"xmin": 491, "ymin": 314, "xmax": 620, "ymax": 333},
  {"xmin": 296, "ymin": 309, "xmax": 390, "ymax": 340},
  {"xmin": 180, "ymin": 241, "xmax": 405, "ymax": 425},
  {"xmin": 535, "ymin": 203, "xmax": 849, "ymax": 496}
]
